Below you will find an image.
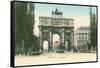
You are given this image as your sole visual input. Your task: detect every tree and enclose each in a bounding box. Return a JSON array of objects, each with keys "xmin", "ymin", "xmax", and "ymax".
[
  {"xmin": 15, "ymin": 2, "xmax": 39, "ymax": 55},
  {"xmin": 90, "ymin": 8, "xmax": 97, "ymax": 51}
]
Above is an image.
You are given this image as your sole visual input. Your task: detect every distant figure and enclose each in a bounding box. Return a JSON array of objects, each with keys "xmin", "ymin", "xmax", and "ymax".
[
  {"xmin": 60, "ymin": 12, "xmax": 62, "ymax": 15},
  {"xmin": 53, "ymin": 41, "xmax": 59, "ymax": 52},
  {"xmin": 52, "ymin": 11, "xmax": 54, "ymax": 15}
]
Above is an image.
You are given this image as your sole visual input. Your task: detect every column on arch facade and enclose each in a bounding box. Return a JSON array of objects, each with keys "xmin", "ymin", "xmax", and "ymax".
[
  {"xmin": 61, "ymin": 28, "xmax": 65, "ymax": 47},
  {"xmin": 39, "ymin": 27, "xmax": 43, "ymax": 53},
  {"xmin": 71, "ymin": 30, "xmax": 74, "ymax": 50},
  {"xmin": 49, "ymin": 27, "xmax": 53, "ymax": 52}
]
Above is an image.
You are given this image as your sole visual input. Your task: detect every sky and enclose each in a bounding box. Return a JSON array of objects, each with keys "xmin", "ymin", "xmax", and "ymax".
[{"xmin": 34, "ymin": 3, "xmax": 97, "ymax": 37}]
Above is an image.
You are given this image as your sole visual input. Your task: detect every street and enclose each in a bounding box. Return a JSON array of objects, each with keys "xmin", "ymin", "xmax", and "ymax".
[{"xmin": 15, "ymin": 52, "xmax": 96, "ymax": 66}]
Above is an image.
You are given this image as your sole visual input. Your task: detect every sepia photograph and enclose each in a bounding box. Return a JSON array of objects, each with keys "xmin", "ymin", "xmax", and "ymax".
[{"xmin": 11, "ymin": 1, "xmax": 98, "ymax": 67}]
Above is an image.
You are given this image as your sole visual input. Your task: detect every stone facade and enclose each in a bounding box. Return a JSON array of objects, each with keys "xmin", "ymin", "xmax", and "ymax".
[
  {"xmin": 74, "ymin": 27, "xmax": 90, "ymax": 48},
  {"xmin": 39, "ymin": 8, "xmax": 74, "ymax": 52}
]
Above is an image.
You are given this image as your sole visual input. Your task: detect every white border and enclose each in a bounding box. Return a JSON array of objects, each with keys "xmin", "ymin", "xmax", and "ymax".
[{"xmin": 0, "ymin": 0, "xmax": 99, "ymax": 68}]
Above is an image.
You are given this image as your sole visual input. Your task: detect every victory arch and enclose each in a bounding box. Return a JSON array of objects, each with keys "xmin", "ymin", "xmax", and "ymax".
[{"xmin": 39, "ymin": 8, "xmax": 74, "ymax": 52}]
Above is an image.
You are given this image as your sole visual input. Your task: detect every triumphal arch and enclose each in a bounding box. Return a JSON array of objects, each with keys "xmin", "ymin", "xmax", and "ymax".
[{"xmin": 39, "ymin": 8, "xmax": 74, "ymax": 52}]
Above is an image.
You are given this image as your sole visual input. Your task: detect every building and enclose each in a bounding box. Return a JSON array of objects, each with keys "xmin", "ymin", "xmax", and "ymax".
[
  {"xmin": 74, "ymin": 27, "xmax": 90, "ymax": 52},
  {"xmin": 39, "ymin": 8, "xmax": 74, "ymax": 52}
]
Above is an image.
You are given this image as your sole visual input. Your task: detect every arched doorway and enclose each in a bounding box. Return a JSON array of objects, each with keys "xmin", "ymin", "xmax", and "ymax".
[
  {"xmin": 65, "ymin": 40, "xmax": 71, "ymax": 51},
  {"xmin": 43, "ymin": 40, "xmax": 49, "ymax": 52},
  {"xmin": 53, "ymin": 34, "xmax": 61, "ymax": 52},
  {"xmin": 65, "ymin": 41, "xmax": 68, "ymax": 50}
]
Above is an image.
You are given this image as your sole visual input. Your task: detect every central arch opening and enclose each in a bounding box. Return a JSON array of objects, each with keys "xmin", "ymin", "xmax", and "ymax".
[{"xmin": 53, "ymin": 34, "xmax": 61, "ymax": 51}]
